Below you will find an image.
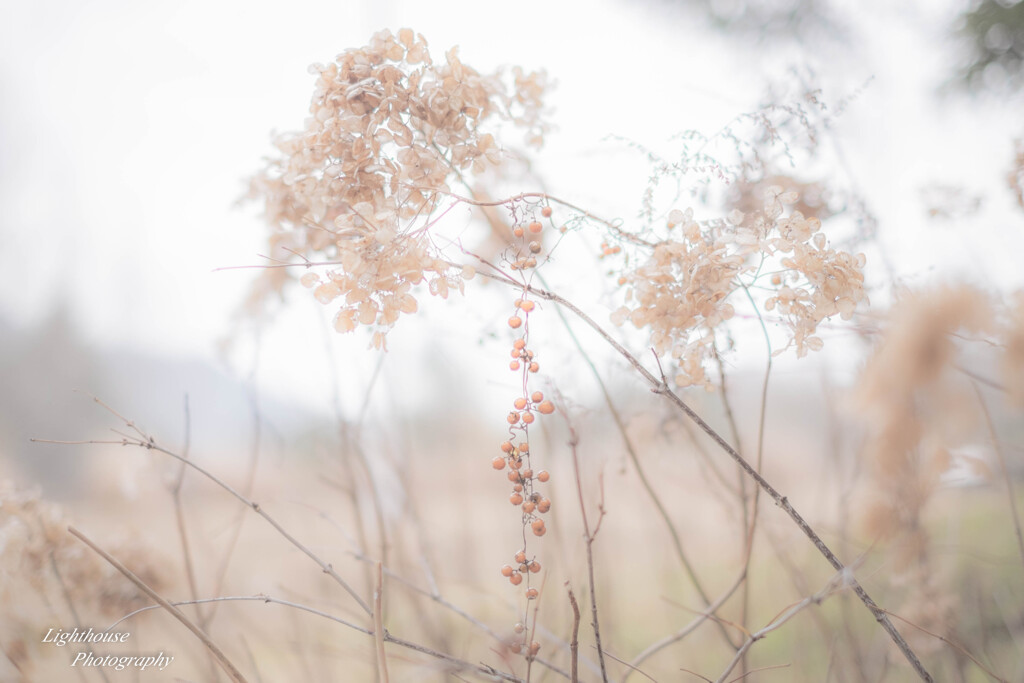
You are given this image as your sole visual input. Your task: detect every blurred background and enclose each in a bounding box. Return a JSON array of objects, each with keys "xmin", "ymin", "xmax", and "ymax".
[
  {"xmin": 1, "ymin": 0, "xmax": 1022, "ymax": 492},
  {"xmin": 1, "ymin": 0, "xmax": 1023, "ymax": 680}
]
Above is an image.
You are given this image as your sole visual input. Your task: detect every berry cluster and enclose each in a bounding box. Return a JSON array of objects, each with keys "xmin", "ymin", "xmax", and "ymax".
[{"xmin": 490, "ymin": 205, "xmax": 558, "ymax": 659}]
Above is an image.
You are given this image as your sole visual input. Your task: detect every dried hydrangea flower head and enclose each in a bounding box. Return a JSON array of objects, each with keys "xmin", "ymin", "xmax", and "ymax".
[
  {"xmin": 852, "ymin": 286, "xmax": 994, "ymax": 647},
  {"xmin": 612, "ymin": 186, "xmax": 867, "ymax": 388},
  {"xmin": 247, "ymin": 29, "xmax": 548, "ymax": 347}
]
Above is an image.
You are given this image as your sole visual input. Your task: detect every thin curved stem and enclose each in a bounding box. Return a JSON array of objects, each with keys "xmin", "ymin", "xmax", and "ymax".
[{"xmin": 465, "ymin": 275, "xmax": 933, "ymax": 682}]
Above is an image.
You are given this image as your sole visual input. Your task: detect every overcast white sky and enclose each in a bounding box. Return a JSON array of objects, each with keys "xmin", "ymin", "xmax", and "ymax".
[{"xmin": 1, "ymin": 0, "xmax": 1021, "ymax": 414}]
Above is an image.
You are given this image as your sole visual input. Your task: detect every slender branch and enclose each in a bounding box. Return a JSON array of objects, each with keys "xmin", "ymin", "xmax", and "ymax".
[
  {"xmin": 560, "ymin": 409, "xmax": 609, "ymax": 683},
  {"xmin": 881, "ymin": 609, "xmax": 1009, "ymax": 683},
  {"xmin": 567, "ymin": 585, "xmax": 581, "ymax": 683},
  {"xmin": 973, "ymin": 382, "xmax": 1024, "ymax": 572},
  {"xmin": 169, "ymin": 395, "xmax": 204, "ymax": 623},
  {"xmin": 626, "ymin": 568, "xmax": 747, "ymax": 677},
  {"xmin": 34, "ymin": 400, "xmax": 372, "ymax": 618},
  {"xmin": 714, "ymin": 569, "xmax": 851, "ymax": 683},
  {"xmin": 600, "ymin": 649, "xmax": 658, "ymax": 682},
  {"xmin": 540, "ymin": 271, "xmax": 738, "ymax": 651},
  {"xmin": 726, "ymin": 663, "xmax": 791, "ymax": 682},
  {"xmin": 106, "ymin": 594, "xmax": 527, "ymax": 682},
  {"xmin": 374, "ymin": 562, "xmax": 390, "ymax": 683},
  {"xmin": 472, "ymin": 279, "xmax": 933, "ymax": 682},
  {"xmin": 737, "ymin": 282, "xmax": 775, "ymax": 678},
  {"xmin": 209, "ymin": 386, "xmax": 264, "ymax": 624},
  {"xmin": 68, "ymin": 526, "xmax": 250, "ymax": 683},
  {"xmin": 406, "ymin": 187, "xmax": 655, "ymax": 248},
  {"xmin": 344, "ymin": 548, "xmax": 573, "ymax": 680}
]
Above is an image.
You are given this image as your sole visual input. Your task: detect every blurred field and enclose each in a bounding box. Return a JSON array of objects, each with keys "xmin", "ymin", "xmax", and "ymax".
[{"xmin": 3, "ymin": 325, "xmax": 1022, "ymax": 682}]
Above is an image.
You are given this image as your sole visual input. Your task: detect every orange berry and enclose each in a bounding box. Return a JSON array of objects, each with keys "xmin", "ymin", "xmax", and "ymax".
[
  {"xmin": 522, "ymin": 468, "xmax": 534, "ymax": 479},
  {"xmin": 519, "ymin": 442, "xmax": 530, "ymax": 453},
  {"xmin": 510, "ymin": 572, "xmax": 523, "ymax": 586},
  {"xmin": 529, "ymin": 241, "xmax": 542, "ymax": 254},
  {"xmin": 521, "ymin": 412, "xmax": 535, "ymax": 425},
  {"xmin": 531, "ymin": 519, "xmax": 545, "ymax": 533},
  {"xmin": 501, "ymin": 564, "xmax": 514, "ymax": 577},
  {"xmin": 514, "ymin": 622, "xmax": 525, "ymax": 634},
  {"xmin": 537, "ymin": 470, "xmax": 550, "ymax": 482},
  {"xmin": 501, "ymin": 441, "xmax": 514, "ymax": 453},
  {"xmin": 507, "ymin": 470, "xmax": 520, "ymax": 482},
  {"xmin": 529, "ymin": 362, "xmax": 539, "ymax": 373},
  {"xmin": 492, "ymin": 457, "xmax": 506, "ymax": 470},
  {"xmin": 513, "ymin": 226, "xmax": 524, "ymax": 238},
  {"xmin": 509, "ymin": 642, "xmax": 522, "ymax": 654},
  {"xmin": 519, "ymin": 563, "xmax": 529, "ymax": 573},
  {"xmin": 510, "ymin": 492, "xmax": 524, "ymax": 505},
  {"xmin": 514, "ymin": 397, "xmax": 528, "ymax": 410},
  {"xmin": 530, "ymin": 391, "xmax": 543, "ymax": 403},
  {"xmin": 537, "ymin": 400, "xmax": 555, "ymax": 415},
  {"xmin": 529, "ymin": 561, "xmax": 541, "ymax": 573},
  {"xmin": 510, "ymin": 458, "xmax": 523, "ymax": 470},
  {"xmin": 617, "ymin": 276, "xmax": 627, "ymax": 285},
  {"xmin": 513, "ymin": 338, "xmax": 526, "ymax": 350},
  {"xmin": 526, "ymin": 588, "xmax": 539, "ymax": 599},
  {"xmin": 510, "ymin": 360, "xmax": 521, "ymax": 371},
  {"xmin": 520, "ymin": 300, "xmax": 535, "ymax": 313},
  {"xmin": 513, "ymin": 483, "xmax": 523, "ymax": 492},
  {"xmin": 537, "ymin": 498, "xmax": 551, "ymax": 513},
  {"xmin": 514, "ymin": 550, "xmax": 527, "ymax": 564},
  {"xmin": 508, "ymin": 316, "xmax": 522, "ymax": 329},
  {"xmin": 541, "ymin": 206, "xmax": 552, "ymax": 218},
  {"xmin": 529, "ymin": 641, "xmax": 541, "ymax": 656},
  {"xmin": 507, "ymin": 412, "xmax": 519, "ymax": 424},
  {"xmin": 522, "ymin": 501, "xmax": 535, "ymax": 513},
  {"xmin": 528, "ymin": 221, "xmax": 543, "ymax": 234},
  {"xmin": 524, "ymin": 258, "xmax": 538, "ymax": 268},
  {"xmin": 533, "ymin": 526, "xmax": 546, "ymax": 537}
]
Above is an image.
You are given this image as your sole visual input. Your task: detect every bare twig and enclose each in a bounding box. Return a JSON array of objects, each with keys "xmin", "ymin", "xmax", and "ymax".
[
  {"xmin": 567, "ymin": 584, "xmax": 581, "ymax": 683},
  {"xmin": 35, "ymin": 400, "xmax": 372, "ymax": 618},
  {"xmin": 726, "ymin": 663, "xmax": 791, "ymax": 681},
  {"xmin": 736, "ymin": 282, "xmax": 775, "ymax": 678},
  {"xmin": 374, "ymin": 562, "xmax": 390, "ymax": 683},
  {"xmin": 467, "ymin": 278, "xmax": 933, "ymax": 682},
  {"xmin": 106, "ymin": 594, "xmax": 527, "ymax": 682},
  {"xmin": 407, "ymin": 187, "xmax": 656, "ymax": 248},
  {"xmin": 601, "ymin": 649, "xmax": 658, "ymax": 682},
  {"xmin": 973, "ymin": 382, "xmax": 1024, "ymax": 572},
  {"xmin": 626, "ymin": 568, "xmax": 747, "ymax": 677},
  {"xmin": 881, "ymin": 609, "xmax": 1009, "ymax": 683},
  {"xmin": 559, "ymin": 405, "xmax": 609, "ymax": 683},
  {"xmin": 169, "ymin": 396, "xmax": 204, "ymax": 622},
  {"xmin": 714, "ymin": 569, "xmax": 850, "ymax": 683},
  {"xmin": 541, "ymin": 271, "xmax": 738, "ymax": 651},
  {"xmin": 342, "ymin": 549, "xmax": 573, "ymax": 680},
  {"xmin": 68, "ymin": 526, "xmax": 250, "ymax": 683}
]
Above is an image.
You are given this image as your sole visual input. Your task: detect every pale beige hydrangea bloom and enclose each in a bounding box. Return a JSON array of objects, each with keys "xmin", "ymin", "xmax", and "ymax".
[
  {"xmin": 247, "ymin": 29, "xmax": 547, "ymax": 346},
  {"xmin": 612, "ymin": 187, "xmax": 867, "ymax": 388}
]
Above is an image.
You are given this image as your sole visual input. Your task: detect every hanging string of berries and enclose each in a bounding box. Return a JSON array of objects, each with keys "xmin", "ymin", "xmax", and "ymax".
[{"xmin": 490, "ymin": 202, "xmax": 557, "ymax": 660}]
